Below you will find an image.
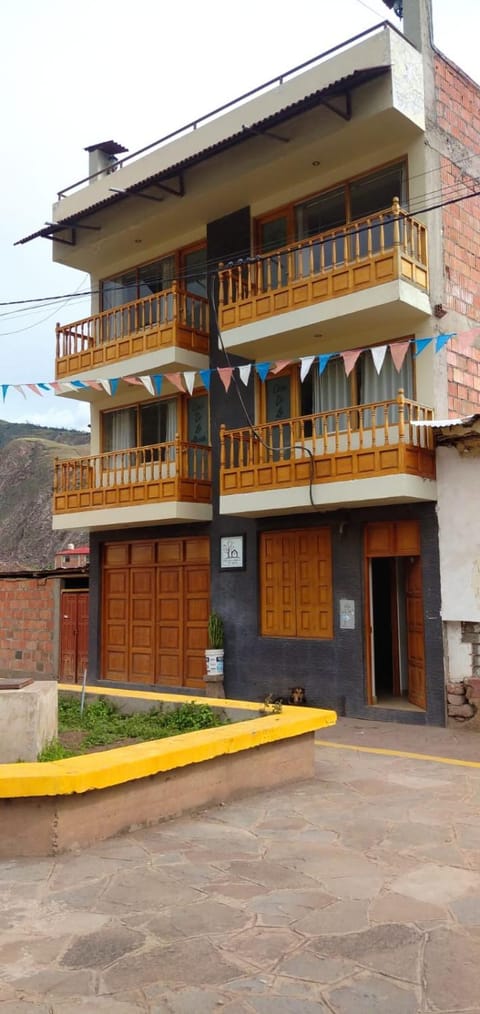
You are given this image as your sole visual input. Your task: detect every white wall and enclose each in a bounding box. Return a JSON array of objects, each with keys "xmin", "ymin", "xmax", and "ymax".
[{"xmin": 437, "ymin": 445, "xmax": 480, "ymax": 622}]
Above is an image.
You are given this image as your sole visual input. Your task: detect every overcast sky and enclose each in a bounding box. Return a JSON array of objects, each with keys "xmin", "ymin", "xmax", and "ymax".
[{"xmin": 0, "ymin": 0, "xmax": 477, "ymax": 431}]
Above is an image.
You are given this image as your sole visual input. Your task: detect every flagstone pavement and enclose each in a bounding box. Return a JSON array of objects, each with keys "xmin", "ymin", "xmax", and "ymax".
[{"xmin": 2, "ymin": 721, "xmax": 480, "ymax": 1013}]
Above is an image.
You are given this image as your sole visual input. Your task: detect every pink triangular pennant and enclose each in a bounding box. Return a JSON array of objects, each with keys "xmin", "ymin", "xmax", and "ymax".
[
  {"xmin": 123, "ymin": 376, "xmax": 144, "ymax": 386},
  {"xmin": 165, "ymin": 373, "xmax": 185, "ymax": 393},
  {"xmin": 26, "ymin": 384, "xmax": 43, "ymax": 396},
  {"xmin": 85, "ymin": 380, "xmax": 104, "ymax": 391},
  {"xmin": 341, "ymin": 349, "xmax": 362, "ymax": 377},
  {"xmin": 218, "ymin": 367, "xmax": 233, "ymax": 392},
  {"xmin": 271, "ymin": 360, "xmax": 292, "ymax": 375},
  {"xmin": 389, "ymin": 339, "xmax": 411, "ymax": 372},
  {"xmin": 49, "ymin": 381, "xmax": 62, "ymax": 393}
]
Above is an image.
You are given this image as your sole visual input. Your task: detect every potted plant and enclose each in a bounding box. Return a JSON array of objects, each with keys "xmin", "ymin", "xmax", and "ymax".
[{"xmin": 205, "ymin": 612, "xmax": 224, "ymax": 678}]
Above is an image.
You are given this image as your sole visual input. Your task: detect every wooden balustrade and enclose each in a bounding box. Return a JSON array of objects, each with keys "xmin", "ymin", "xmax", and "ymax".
[
  {"xmin": 218, "ymin": 202, "xmax": 428, "ymax": 330},
  {"xmin": 55, "ymin": 285, "xmax": 209, "ymax": 377},
  {"xmin": 220, "ymin": 392, "xmax": 435, "ymax": 496},
  {"xmin": 53, "ymin": 438, "xmax": 212, "ymax": 514}
]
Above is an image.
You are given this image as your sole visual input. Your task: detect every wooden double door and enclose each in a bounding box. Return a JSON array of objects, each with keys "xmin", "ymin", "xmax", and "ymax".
[{"xmin": 102, "ymin": 537, "xmax": 209, "ymax": 688}]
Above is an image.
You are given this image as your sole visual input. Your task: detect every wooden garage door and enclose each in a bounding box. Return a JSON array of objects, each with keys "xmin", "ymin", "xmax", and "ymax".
[{"xmin": 102, "ymin": 537, "xmax": 209, "ymax": 687}]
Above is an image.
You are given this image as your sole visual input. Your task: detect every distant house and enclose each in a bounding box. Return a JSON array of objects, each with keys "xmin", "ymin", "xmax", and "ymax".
[{"xmin": 54, "ymin": 544, "xmax": 90, "ymax": 570}]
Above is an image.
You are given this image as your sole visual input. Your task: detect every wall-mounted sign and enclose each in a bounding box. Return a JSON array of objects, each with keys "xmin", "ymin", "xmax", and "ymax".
[
  {"xmin": 220, "ymin": 535, "xmax": 245, "ymax": 570},
  {"xmin": 339, "ymin": 599, "xmax": 355, "ymax": 630}
]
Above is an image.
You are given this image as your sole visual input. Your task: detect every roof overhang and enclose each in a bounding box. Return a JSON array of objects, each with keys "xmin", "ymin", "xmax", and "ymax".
[
  {"xmin": 412, "ymin": 415, "xmax": 480, "ymax": 455},
  {"xmin": 16, "ymin": 63, "xmax": 390, "ymax": 247}
]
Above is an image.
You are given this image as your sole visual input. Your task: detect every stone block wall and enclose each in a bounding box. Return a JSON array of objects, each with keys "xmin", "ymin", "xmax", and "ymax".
[
  {"xmin": 0, "ymin": 577, "xmax": 57, "ymax": 680},
  {"xmin": 446, "ymin": 622, "xmax": 480, "ymax": 724}
]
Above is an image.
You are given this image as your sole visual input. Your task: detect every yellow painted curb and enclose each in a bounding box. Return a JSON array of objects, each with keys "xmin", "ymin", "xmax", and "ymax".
[
  {"xmin": 0, "ymin": 686, "xmax": 336, "ymax": 798},
  {"xmin": 316, "ymin": 739, "xmax": 480, "ymax": 769}
]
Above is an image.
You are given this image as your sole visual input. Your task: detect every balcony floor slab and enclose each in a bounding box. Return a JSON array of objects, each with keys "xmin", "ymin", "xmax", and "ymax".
[{"xmin": 220, "ymin": 474, "xmax": 437, "ymax": 517}]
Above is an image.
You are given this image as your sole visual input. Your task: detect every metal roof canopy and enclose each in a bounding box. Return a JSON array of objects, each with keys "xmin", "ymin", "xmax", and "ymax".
[{"xmin": 15, "ymin": 57, "xmax": 389, "ymax": 247}]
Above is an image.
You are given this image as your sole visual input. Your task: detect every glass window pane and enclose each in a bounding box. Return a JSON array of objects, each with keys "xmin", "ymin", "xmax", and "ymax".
[
  {"xmin": 350, "ymin": 163, "xmax": 407, "ymax": 220},
  {"xmin": 187, "ymin": 395, "xmax": 209, "ymax": 444},
  {"xmin": 295, "ymin": 187, "xmax": 346, "ymax": 239},
  {"xmin": 102, "ymin": 272, "xmax": 137, "ymax": 309},
  {"xmin": 259, "ymin": 217, "xmax": 288, "ymax": 253},
  {"xmin": 103, "ymin": 408, "xmax": 137, "ymax": 451}
]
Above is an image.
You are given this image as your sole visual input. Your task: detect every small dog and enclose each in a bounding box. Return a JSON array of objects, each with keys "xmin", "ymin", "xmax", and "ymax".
[{"xmin": 289, "ymin": 686, "xmax": 306, "ymax": 706}]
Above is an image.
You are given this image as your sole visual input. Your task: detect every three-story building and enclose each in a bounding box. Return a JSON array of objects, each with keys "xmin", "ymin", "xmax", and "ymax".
[{"xmin": 18, "ymin": 0, "xmax": 480, "ymax": 724}]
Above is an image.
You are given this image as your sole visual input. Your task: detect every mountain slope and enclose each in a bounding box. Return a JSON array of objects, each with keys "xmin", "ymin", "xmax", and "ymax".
[{"xmin": 0, "ymin": 426, "xmax": 90, "ymax": 570}]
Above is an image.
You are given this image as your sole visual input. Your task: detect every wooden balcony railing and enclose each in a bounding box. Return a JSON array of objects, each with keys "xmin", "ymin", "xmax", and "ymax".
[
  {"xmin": 55, "ymin": 284, "xmax": 209, "ymax": 378},
  {"xmin": 218, "ymin": 200, "xmax": 428, "ymax": 331},
  {"xmin": 220, "ymin": 392, "xmax": 435, "ymax": 497},
  {"xmin": 53, "ymin": 438, "xmax": 211, "ymax": 514}
]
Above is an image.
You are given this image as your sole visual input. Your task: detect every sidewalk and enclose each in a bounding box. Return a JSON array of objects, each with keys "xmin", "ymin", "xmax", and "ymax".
[
  {"xmin": 0, "ymin": 721, "xmax": 479, "ymax": 1012},
  {"xmin": 318, "ymin": 715, "xmax": 480, "ymax": 762}
]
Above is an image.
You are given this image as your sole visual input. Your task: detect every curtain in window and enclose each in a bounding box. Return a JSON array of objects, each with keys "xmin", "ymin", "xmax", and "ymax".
[
  {"xmin": 312, "ymin": 358, "xmax": 350, "ymax": 432},
  {"xmin": 360, "ymin": 347, "xmax": 413, "ymax": 426}
]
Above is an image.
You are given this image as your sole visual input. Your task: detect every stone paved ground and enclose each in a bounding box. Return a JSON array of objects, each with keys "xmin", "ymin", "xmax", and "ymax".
[{"xmin": 1, "ymin": 722, "xmax": 480, "ymax": 1013}]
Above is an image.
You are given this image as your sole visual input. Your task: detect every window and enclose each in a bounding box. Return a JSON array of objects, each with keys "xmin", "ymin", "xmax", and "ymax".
[
  {"xmin": 260, "ymin": 341, "xmax": 414, "ymax": 430},
  {"xmin": 102, "ymin": 399, "xmax": 177, "ymax": 456},
  {"xmin": 256, "ymin": 161, "xmax": 408, "ymax": 260},
  {"xmin": 260, "ymin": 528, "xmax": 333, "ymax": 638}
]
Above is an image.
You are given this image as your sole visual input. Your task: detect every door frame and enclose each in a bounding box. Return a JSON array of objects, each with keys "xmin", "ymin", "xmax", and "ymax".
[{"xmin": 364, "ymin": 521, "xmax": 425, "ymax": 708}]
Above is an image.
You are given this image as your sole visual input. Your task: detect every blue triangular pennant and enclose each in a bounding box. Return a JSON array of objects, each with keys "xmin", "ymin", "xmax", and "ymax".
[
  {"xmin": 70, "ymin": 380, "xmax": 87, "ymax": 389},
  {"xmin": 1, "ymin": 385, "xmax": 8, "ymax": 402},
  {"xmin": 415, "ymin": 337, "xmax": 433, "ymax": 357},
  {"xmin": 199, "ymin": 370, "xmax": 211, "ymax": 390},
  {"xmin": 38, "ymin": 382, "xmax": 51, "ymax": 392},
  {"xmin": 318, "ymin": 354, "xmax": 332, "ymax": 375},
  {"xmin": 110, "ymin": 378, "xmax": 119, "ymax": 396},
  {"xmin": 152, "ymin": 374, "xmax": 163, "ymax": 396},
  {"xmin": 435, "ymin": 333, "xmax": 455, "ymax": 353},
  {"xmin": 255, "ymin": 362, "xmax": 271, "ymax": 382}
]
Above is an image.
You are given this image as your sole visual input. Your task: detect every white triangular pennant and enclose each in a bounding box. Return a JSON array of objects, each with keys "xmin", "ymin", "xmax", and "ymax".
[
  {"xmin": 371, "ymin": 345, "xmax": 387, "ymax": 375},
  {"xmin": 183, "ymin": 372, "xmax": 196, "ymax": 396},
  {"xmin": 238, "ymin": 364, "xmax": 252, "ymax": 386},
  {"xmin": 300, "ymin": 356, "xmax": 315, "ymax": 382},
  {"xmin": 139, "ymin": 375, "xmax": 155, "ymax": 396},
  {"xmin": 99, "ymin": 379, "xmax": 112, "ymax": 395}
]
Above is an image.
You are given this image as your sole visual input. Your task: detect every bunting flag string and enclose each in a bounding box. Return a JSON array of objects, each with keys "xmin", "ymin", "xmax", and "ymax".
[{"xmin": 1, "ymin": 329, "xmax": 478, "ymax": 402}]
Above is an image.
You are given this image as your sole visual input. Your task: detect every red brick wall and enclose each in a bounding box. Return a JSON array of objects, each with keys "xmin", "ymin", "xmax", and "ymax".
[
  {"xmin": 435, "ymin": 55, "xmax": 480, "ymax": 415},
  {"xmin": 0, "ymin": 577, "xmax": 56, "ymax": 679}
]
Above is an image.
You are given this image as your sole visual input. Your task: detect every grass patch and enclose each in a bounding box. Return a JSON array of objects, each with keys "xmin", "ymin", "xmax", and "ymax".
[{"xmin": 38, "ymin": 696, "xmax": 227, "ymax": 761}]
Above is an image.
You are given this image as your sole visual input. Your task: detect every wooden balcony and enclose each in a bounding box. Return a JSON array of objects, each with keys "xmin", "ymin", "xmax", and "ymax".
[
  {"xmin": 55, "ymin": 284, "xmax": 209, "ymax": 379},
  {"xmin": 220, "ymin": 393, "xmax": 435, "ymax": 512},
  {"xmin": 218, "ymin": 202, "xmax": 428, "ymax": 334},
  {"xmin": 53, "ymin": 439, "xmax": 211, "ymax": 515}
]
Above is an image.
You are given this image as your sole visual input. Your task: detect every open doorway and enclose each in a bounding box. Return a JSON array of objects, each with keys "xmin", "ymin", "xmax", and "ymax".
[{"xmin": 365, "ymin": 522, "xmax": 426, "ymax": 710}]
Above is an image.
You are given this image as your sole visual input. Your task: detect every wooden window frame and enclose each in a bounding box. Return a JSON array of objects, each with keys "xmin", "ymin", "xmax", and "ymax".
[
  {"xmin": 254, "ymin": 156, "xmax": 409, "ymax": 253},
  {"xmin": 100, "ymin": 241, "xmax": 207, "ymax": 311},
  {"xmin": 257, "ymin": 336, "xmax": 416, "ymax": 425},
  {"xmin": 101, "ymin": 396, "xmax": 180, "ymax": 453}
]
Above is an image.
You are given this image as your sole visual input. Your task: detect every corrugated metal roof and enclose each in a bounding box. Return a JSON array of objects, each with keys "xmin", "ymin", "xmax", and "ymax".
[{"xmin": 16, "ymin": 65, "xmax": 389, "ymax": 246}]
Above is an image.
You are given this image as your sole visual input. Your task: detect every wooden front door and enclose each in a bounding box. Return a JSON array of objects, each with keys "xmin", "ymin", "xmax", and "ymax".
[
  {"xmin": 102, "ymin": 537, "xmax": 209, "ymax": 687},
  {"xmin": 365, "ymin": 521, "xmax": 426, "ymax": 709},
  {"xmin": 60, "ymin": 590, "xmax": 89, "ymax": 683},
  {"xmin": 405, "ymin": 556, "xmax": 426, "ymax": 709}
]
